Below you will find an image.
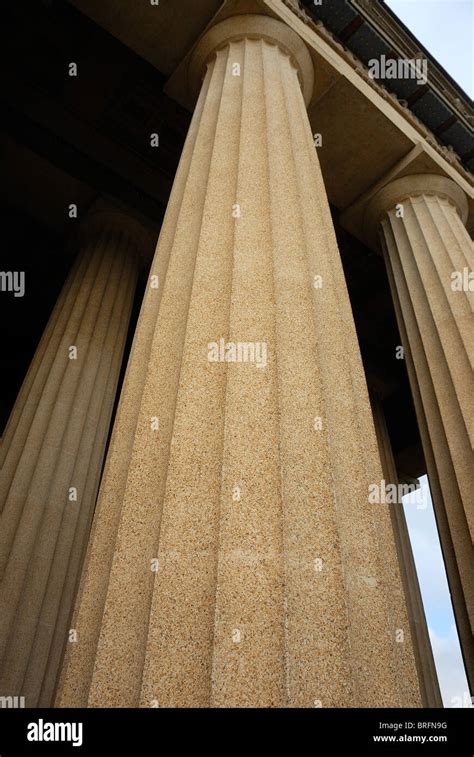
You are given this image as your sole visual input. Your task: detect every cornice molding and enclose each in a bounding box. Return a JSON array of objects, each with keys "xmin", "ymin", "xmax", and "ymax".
[{"xmin": 283, "ymin": 0, "xmax": 473, "ymax": 186}]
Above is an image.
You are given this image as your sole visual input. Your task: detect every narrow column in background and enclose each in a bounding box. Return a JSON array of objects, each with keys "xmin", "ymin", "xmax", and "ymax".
[
  {"xmin": 0, "ymin": 208, "xmax": 147, "ymax": 706},
  {"xmin": 371, "ymin": 393, "xmax": 442, "ymax": 707},
  {"xmin": 366, "ymin": 173, "xmax": 474, "ymax": 688}
]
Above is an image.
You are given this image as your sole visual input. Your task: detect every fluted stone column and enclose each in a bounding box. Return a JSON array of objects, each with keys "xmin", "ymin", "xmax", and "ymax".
[
  {"xmin": 365, "ymin": 174, "xmax": 474, "ymax": 686},
  {"xmin": 0, "ymin": 209, "xmax": 145, "ymax": 706},
  {"xmin": 370, "ymin": 394, "xmax": 442, "ymax": 707},
  {"xmin": 57, "ymin": 15, "xmax": 421, "ymax": 708}
]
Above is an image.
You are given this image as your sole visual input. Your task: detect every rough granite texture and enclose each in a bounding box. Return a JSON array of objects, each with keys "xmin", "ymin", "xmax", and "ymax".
[
  {"xmin": 56, "ymin": 17, "xmax": 423, "ymax": 708},
  {"xmin": 0, "ymin": 215, "xmax": 139, "ymax": 706},
  {"xmin": 371, "ymin": 395, "xmax": 441, "ymax": 707},
  {"xmin": 370, "ymin": 176, "xmax": 474, "ymax": 682}
]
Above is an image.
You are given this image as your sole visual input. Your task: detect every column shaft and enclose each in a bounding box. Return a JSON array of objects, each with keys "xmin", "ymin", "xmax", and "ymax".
[
  {"xmin": 57, "ymin": 23, "xmax": 421, "ymax": 708},
  {"xmin": 374, "ymin": 182, "xmax": 474, "ymax": 685},
  {"xmin": 0, "ymin": 220, "xmax": 139, "ymax": 706},
  {"xmin": 371, "ymin": 394, "xmax": 442, "ymax": 707}
]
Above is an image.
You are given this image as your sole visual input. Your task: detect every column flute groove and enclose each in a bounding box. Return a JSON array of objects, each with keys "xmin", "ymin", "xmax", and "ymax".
[
  {"xmin": 406, "ymin": 199, "xmax": 472, "ymax": 433},
  {"xmin": 140, "ymin": 43, "xmax": 241, "ymax": 709},
  {"xmin": 366, "ymin": 173, "xmax": 474, "ymax": 687},
  {"xmin": 265, "ymin": 40, "xmax": 353, "ymax": 707},
  {"xmin": 208, "ymin": 37, "xmax": 286, "ymax": 708},
  {"xmin": 0, "ymin": 241, "xmax": 104, "ymax": 517},
  {"xmin": 0, "ymin": 210, "xmax": 145, "ymax": 705},
  {"xmin": 386, "ymin": 206, "xmax": 472, "ymax": 496},
  {"xmin": 54, "ymin": 67, "xmax": 213, "ymax": 706},
  {"xmin": 36, "ymin": 247, "xmax": 137, "ymax": 707},
  {"xmin": 57, "ymin": 14, "xmax": 423, "ymax": 708},
  {"xmin": 58, "ymin": 49, "xmax": 237, "ymax": 707},
  {"xmin": 384, "ymin": 204, "xmax": 473, "ymax": 538},
  {"xmin": 140, "ymin": 41, "xmax": 246, "ymax": 708},
  {"xmin": 0, "ymin": 254, "xmax": 79, "ymax": 471},
  {"xmin": 21, "ymin": 244, "xmax": 138, "ymax": 707},
  {"xmin": 0, "ymin": 238, "xmax": 110, "ymax": 575},
  {"xmin": 281, "ymin": 39, "xmax": 417, "ymax": 706}
]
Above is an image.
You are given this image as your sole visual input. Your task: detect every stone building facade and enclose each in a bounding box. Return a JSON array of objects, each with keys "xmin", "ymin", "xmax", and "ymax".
[{"xmin": 0, "ymin": 0, "xmax": 472, "ymax": 708}]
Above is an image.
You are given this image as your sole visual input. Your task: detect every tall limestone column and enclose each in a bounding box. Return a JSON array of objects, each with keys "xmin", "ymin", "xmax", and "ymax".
[
  {"xmin": 365, "ymin": 174, "xmax": 474, "ymax": 687},
  {"xmin": 0, "ymin": 208, "xmax": 146, "ymax": 706},
  {"xmin": 370, "ymin": 393, "xmax": 441, "ymax": 707},
  {"xmin": 57, "ymin": 15, "xmax": 422, "ymax": 708}
]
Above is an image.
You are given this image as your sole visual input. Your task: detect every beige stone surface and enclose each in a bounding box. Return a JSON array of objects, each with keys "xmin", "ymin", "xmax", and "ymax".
[
  {"xmin": 366, "ymin": 173, "xmax": 474, "ymax": 685},
  {"xmin": 0, "ymin": 210, "xmax": 140, "ymax": 706},
  {"xmin": 72, "ymin": 0, "xmax": 474, "ymax": 229},
  {"xmin": 371, "ymin": 394, "xmax": 442, "ymax": 707},
  {"xmin": 57, "ymin": 15, "xmax": 421, "ymax": 708}
]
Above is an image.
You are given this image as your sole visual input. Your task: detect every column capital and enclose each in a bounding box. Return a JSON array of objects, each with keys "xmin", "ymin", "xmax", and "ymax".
[
  {"xmin": 79, "ymin": 206, "xmax": 154, "ymax": 248},
  {"xmin": 189, "ymin": 14, "xmax": 314, "ymax": 106},
  {"xmin": 78, "ymin": 206, "xmax": 157, "ymax": 269},
  {"xmin": 364, "ymin": 172, "xmax": 469, "ymax": 242}
]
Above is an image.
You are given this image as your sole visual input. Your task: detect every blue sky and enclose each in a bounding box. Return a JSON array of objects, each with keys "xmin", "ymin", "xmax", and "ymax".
[
  {"xmin": 385, "ymin": 0, "xmax": 473, "ymax": 97},
  {"xmin": 403, "ymin": 478, "xmax": 471, "ymax": 707}
]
